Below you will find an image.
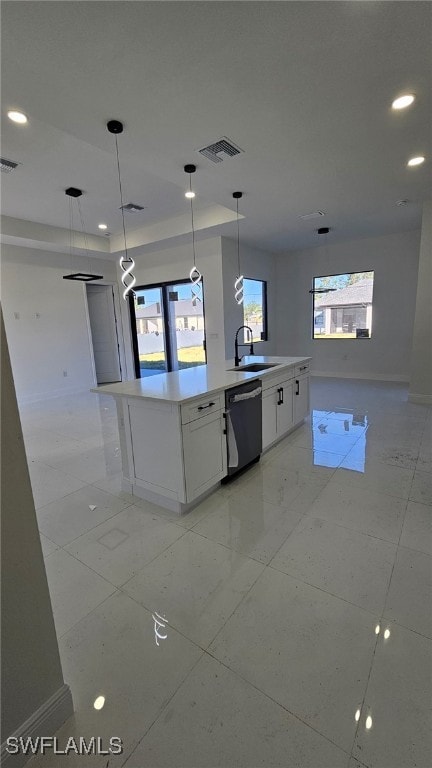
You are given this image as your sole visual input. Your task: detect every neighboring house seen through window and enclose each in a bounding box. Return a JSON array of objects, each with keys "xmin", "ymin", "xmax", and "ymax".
[
  {"xmin": 243, "ymin": 278, "xmax": 268, "ymax": 342},
  {"xmin": 312, "ymin": 271, "xmax": 374, "ymax": 339}
]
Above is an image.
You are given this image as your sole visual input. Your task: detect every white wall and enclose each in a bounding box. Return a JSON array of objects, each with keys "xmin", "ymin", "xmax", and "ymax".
[
  {"xmin": 221, "ymin": 237, "xmax": 277, "ymax": 360},
  {"xmin": 276, "ymin": 230, "xmax": 420, "ymax": 380},
  {"xmin": 409, "ymin": 200, "xmax": 432, "ymax": 403},
  {"xmin": 1, "ymin": 309, "xmax": 72, "ymax": 755},
  {"xmin": 117, "ymin": 237, "xmax": 226, "ymax": 377},
  {"xmin": 1, "ymin": 245, "xmax": 118, "ymax": 403}
]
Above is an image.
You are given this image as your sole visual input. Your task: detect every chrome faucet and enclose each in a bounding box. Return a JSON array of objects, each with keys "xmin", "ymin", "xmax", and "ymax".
[{"xmin": 234, "ymin": 325, "xmax": 255, "ymax": 367}]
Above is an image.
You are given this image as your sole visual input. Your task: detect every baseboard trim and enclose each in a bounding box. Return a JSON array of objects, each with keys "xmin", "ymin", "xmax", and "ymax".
[
  {"xmin": 311, "ymin": 371, "xmax": 409, "ymax": 383},
  {"xmin": 1, "ymin": 684, "xmax": 73, "ymax": 768},
  {"xmin": 408, "ymin": 393, "xmax": 432, "ymax": 405}
]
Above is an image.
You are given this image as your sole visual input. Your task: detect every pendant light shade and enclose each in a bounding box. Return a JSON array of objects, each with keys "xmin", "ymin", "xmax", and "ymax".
[
  {"xmin": 233, "ymin": 191, "xmax": 244, "ymax": 305},
  {"xmin": 184, "ymin": 164, "xmax": 202, "ymax": 306},
  {"xmin": 63, "ymin": 187, "xmax": 103, "ymax": 282},
  {"xmin": 107, "ymin": 120, "xmax": 136, "ymax": 300}
]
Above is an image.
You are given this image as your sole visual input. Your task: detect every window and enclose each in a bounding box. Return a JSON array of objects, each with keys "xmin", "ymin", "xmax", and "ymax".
[
  {"xmin": 312, "ymin": 271, "xmax": 374, "ymax": 339},
  {"xmin": 130, "ymin": 279, "xmax": 206, "ymax": 378},
  {"xmin": 243, "ymin": 278, "xmax": 268, "ymax": 342}
]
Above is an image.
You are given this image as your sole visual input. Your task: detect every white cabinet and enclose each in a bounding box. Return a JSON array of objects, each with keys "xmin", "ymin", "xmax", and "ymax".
[
  {"xmin": 129, "ymin": 400, "xmax": 184, "ymax": 498},
  {"xmin": 262, "ymin": 388, "xmax": 278, "ymax": 449},
  {"xmin": 262, "ymin": 369, "xmax": 309, "ymax": 450},
  {"xmin": 183, "ymin": 409, "xmax": 227, "ymax": 502},
  {"xmin": 294, "ymin": 374, "xmax": 309, "ymax": 425},
  {"xmin": 262, "ymin": 374, "xmax": 294, "ymax": 449},
  {"xmin": 119, "ymin": 395, "xmax": 227, "ymax": 513},
  {"xmin": 277, "ymin": 380, "xmax": 294, "ymax": 435}
]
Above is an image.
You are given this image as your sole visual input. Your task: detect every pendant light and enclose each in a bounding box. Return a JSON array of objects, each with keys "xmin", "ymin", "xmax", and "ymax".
[
  {"xmin": 233, "ymin": 191, "xmax": 243, "ymax": 305},
  {"xmin": 308, "ymin": 227, "xmax": 336, "ymax": 294},
  {"xmin": 184, "ymin": 164, "xmax": 202, "ymax": 306},
  {"xmin": 63, "ymin": 187, "xmax": 103, "ymax": 282},
  {"xmin": 107, "ymin": 120, "xmax": 136, "ymax": 300}
]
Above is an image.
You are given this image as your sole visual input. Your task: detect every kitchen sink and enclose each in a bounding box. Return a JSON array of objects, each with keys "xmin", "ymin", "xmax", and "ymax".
[{"xmin": 229, "ymin": 363, "xmax": 280, "ymax": 373}]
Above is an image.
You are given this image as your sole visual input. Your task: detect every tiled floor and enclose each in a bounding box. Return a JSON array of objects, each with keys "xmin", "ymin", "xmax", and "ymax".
[{"xmin": 20, "ymin": 380, "xmax": 431, "ymax": 768}]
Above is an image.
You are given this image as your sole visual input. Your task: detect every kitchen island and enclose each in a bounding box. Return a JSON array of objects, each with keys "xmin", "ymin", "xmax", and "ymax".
[{"xmin": 92, "ymin": 356, "xmax": 311, "ymax": 514}]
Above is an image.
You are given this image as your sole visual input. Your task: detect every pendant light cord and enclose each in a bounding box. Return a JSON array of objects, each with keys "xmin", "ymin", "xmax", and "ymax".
[
  {"xmin": 68, "ymin": 196, "xmax": 73, "ymax": 260},
  {"xmin": 76, "ymin": 197, "xmax": 90, "ymax": 264},
  {"xmin": 189, "ymin": 173, "xmax": 197, "ymax": 267},
  {"xmin": 114, "ymin": 134, "xmax": 131, "ymax": 263},
  {"xmin": 236, "ymin": 197, "xmax": 241, "ymax": 276}
]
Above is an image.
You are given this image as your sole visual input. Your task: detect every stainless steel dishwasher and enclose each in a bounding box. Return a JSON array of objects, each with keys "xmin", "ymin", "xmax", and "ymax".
[{"xmin": 224, "ymin": 379, "xmax": 263, "ymax": 478}]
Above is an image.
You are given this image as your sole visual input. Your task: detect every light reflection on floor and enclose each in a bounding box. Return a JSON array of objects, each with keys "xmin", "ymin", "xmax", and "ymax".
[{"xmin": 312, "ymin": 409, "xmax": 368, "ymax": 472}]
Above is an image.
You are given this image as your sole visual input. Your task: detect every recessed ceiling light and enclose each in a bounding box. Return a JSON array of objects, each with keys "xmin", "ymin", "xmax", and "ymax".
[
  {"xmin": 407, "ymin": 156, "xmax": 425, "ymax": 167},
  {"xmin": 185, "ymin": 190, "xmax": 195, "ymax": 199},
  {"xmin": 7, "ymin": 110, "xmax": 28, "ymax": 124},
  {"xmin": 392, "ymin": 94, "xmax": 415, "ymax": 110},
  {"xmin": 98, "ymin": 223, "xmax": 108, "ymax": 230}
]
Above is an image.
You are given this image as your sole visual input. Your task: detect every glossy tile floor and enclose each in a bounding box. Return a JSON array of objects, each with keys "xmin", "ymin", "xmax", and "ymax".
[{"xmin": 20, "ymin": 379, "xmax": 431, "ymax": 768}]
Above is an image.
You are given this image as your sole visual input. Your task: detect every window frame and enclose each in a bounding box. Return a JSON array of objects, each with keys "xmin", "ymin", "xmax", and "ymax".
[
  {"xmin": 129, "ymin": 277, "xmax": 206, "ymax": 377},
  {"xmin": 243, "ymin": 277, "xmax": 268, "ymax": 342},
  {"xmin": 311, "ymin": 270, "xmax": 374, "ymax": 341}
]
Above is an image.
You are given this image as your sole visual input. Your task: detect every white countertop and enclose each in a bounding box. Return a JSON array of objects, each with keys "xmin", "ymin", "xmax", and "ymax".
[{"xmin": 91, "ymin": 356, "xmax": 311, "ymax": 405}]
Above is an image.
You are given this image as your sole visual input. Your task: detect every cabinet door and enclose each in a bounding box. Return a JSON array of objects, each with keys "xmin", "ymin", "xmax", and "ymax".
[
  {"xmin": 294, "ymin": 375, "xmax": 310, "ymax": 425},
  {"xmin": 276, "ymin": 381, "xmax": 294, "ymax": 437},
  {"xmin": 183, "ymin": 411, "xmax": 226, "ymax": 502},
  {"xmin": 262, "ymin": 388, "xmax": 278, "ymax": 449}
]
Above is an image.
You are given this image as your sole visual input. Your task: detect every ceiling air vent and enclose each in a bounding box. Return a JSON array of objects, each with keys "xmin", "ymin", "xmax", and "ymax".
[
  {"xmin": 299, "ymin": 211, "xmax": 326, "ymax": 220},
  {"xmin": 197, "ymin": 137, "xmax": 243, "ymax": 164},
  {"xmin": 120, "ymin": 203, "xmax": 145, "ymax": 212},
  {"xmin": 0, "ymin": 157, "xmax": 20, "ymax": 174}
]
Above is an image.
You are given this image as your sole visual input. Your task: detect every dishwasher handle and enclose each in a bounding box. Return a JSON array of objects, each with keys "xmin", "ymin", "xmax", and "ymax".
[{"xmin": 228, "ymin": 385, "xmax": 262, "ymax": 404}]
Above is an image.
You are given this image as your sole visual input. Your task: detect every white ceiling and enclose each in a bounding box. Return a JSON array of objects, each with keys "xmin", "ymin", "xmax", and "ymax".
[{"xmin": 1, "ymin": 1, "xmax": 431, "ymax": 256}]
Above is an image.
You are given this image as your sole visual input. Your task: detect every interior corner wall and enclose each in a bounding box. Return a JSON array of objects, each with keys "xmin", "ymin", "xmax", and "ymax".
[
  {"xmin": 275, "ymin": 229, "xmax": 421, "ymax": 381},
  {"xmin": 409, "ymin": 200, "xmax": 432, "ymax": 403},
  {"xmin": 221, "ymin": 237, "xmax": 277, "ymax": 360},
  {"xmin": 1, "ymin": 244, "xmax": 118, "ymax": 404},
  {"xmin": 1, "ymin": 308, "xmax": 72, "ymax": 750},
  {"xmin": 116, "ymin": 236, "xmax": 226, "ymax": 373}
]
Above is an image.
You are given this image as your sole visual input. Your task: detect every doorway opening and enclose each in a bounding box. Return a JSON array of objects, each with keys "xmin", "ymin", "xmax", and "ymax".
[
  {"xmin": 86, "ymin": 284, "xmax": 122, "ymax": 384},
  {"xmin": 129, "ymin": 279, "xmax": 206, "ymax": 378}
]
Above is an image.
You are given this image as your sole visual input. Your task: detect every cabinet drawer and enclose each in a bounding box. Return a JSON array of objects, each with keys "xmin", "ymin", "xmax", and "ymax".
[
  {"xmin": 181, "ymin": 393, "xmax": 223, "ymax": 424},
  {"xmin": 295, "ymin": 362, "xmax": 310, "ymax": 377}
]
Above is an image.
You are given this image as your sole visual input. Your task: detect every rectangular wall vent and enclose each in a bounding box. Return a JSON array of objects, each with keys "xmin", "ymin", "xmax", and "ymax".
[
  {"xmin": 120, "ymin": 203, "xmax": 145, "ymax": 212},
  {"xmin": 299, "ymin": 211, "xmax": 326, "ymax": 220},
  {"xmin": 197, "ymin": 137, "xmax": 243, "ymax": 164},
  {"xmin": 0, "ymin": 157, "xmax": 20, "ymax": 174}
]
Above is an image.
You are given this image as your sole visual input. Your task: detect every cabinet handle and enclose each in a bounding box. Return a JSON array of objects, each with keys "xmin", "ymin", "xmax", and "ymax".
[
  {"xmin": 222, "ymin": 412, "xmax": 227, "ymax": 434},
  {"xmin": 277, "ymin": 388, "xmax": 282, "ymax": 405},
  {"xmin": 295, "ymin": 380, "xmax": 300, "ymax": 395},
  {"xmin": 299, "ymin": 365, "xmax": 308, "ymax": 371},
  {"xmin": 280, "ymin": 387, "xmax": 284, "ymax": 404},
  {"xmin": 198, "ymin": 402, "xmax": 215, "ymax": 411}
]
